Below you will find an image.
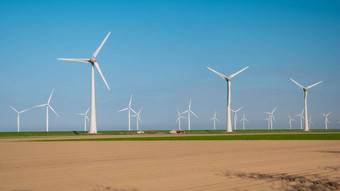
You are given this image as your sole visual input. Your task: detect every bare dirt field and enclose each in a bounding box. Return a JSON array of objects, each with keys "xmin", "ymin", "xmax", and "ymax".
[{"xmin": 0, "ymin": 139, "xmax": 339, "ymax": 191}]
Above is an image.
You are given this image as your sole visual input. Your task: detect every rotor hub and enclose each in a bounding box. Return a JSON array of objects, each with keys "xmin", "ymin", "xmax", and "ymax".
[{"xmin": 90, "ymin": 57, "xmax": 96, "ymax": 63}]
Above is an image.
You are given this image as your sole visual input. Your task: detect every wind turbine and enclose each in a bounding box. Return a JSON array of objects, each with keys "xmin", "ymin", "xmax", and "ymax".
[
  {"xmin": 33, "ymin": 89, "xmax": 59, "ymax": 132},
  {"xmin": 181, "ymin": 99, "xmax": 198, "ymax": 130},
  {"xmin": 288, "ymin": 115, "xmax": 295, "ymax": 130},
  {"xmin": 290, "ymin": 78, "xmax": 322, "ymax": 131},
  {"xmin": 117, "ymin": 95, "xmax": 137, "ymax": 131},
  {"xmin": 9, "ymin": 106, "xmax": 31, "ymax": 132},
  {"xmin": 265, "ymin": 107, "xmax": 277, "ymax": 130},
  {"xmin": 231, "ymin": 106, "xmax": 243, "ymax": 130},
  {"xmin": 58, "ymin": 32, "xmax": 111, "ymax": 134},
  {"xmin": 308, "ymin": 115, "xmax": 313, "ymax": 130},
  {"xmin": 207, "ymin": 66, "xmax": 249, "ymax": 132},
  {"xmin": 321, "ymin": 112, "xmax": 331, "ymax": 130},
  {"xmin": 210, "ymin": 111, "xmax": 220, "ymax": 130},
  {"xmin": 264, "ymin": 117, "xmax": 270, "ymax": 130},
  {"xmin": 132, "ymin": 108, "xmax": 142, "ymax": 131},
  {"xmin": 176, "ymin": 109, "xmax": 186, "ymax": 130},
  {"xmin": 240, "ymin": 112, "xmax": 249, "ymax": 130},
  {"xmin": 76, "ymin": 107, "xmax": 90, "ymax": 131},
  {"xmin": 296, "ymin": 109, "xmax": 304, "ymax": 130}
]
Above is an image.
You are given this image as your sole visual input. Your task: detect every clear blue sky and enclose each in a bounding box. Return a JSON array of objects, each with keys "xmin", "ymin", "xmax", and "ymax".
[{"xmin": 1, "ymin": 0, "xmax": 339, "ymax": 132}]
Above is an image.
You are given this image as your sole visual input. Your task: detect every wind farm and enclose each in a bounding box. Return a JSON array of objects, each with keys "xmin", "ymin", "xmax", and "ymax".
[{"xmin": 1, "ymin": 1, "xmax": 340, "ymax": 191}]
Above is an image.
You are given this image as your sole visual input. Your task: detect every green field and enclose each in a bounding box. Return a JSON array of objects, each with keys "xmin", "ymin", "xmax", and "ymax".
[{"xmin": 33, "ymin": 133, "xmax": 340, "ymax": 141}]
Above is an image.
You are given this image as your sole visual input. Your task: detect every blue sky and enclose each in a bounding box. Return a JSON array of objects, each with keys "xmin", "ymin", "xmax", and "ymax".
[{"xmin": 1, "ymin": 0, "xmax": 340, "ymax": 131}]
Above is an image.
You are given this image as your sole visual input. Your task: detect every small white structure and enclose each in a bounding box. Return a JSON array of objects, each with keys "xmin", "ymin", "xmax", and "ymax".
[
  {"xmin": 181, "ymin": 99, "xmax": 198, "ymax": 130},
  {"xmin": 117, "ymin": 95, "xmax": 137, "ymax": 131},
  {"xmin": 137, "ymin": 130, "xmax": 144, "ymax": 134},
  {"xmin": 9, "ymin": 106, "xmax": 31, "ymax": 132},
  {"xmin": 170, "ymin": 129, "xmax": 184, "ymax": 134}
]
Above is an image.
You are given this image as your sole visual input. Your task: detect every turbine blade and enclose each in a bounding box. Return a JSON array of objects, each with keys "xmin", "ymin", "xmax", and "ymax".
[
  {"xmin": 129, "ymin": 95, "xmax": 133, "ymax": 107},
  {"xmin": 33, "ymin": 104, "xmax": 47, "ymax": 108},
  {"xmin": 236, "ymin": 106, "xmax": 243, "ymax": 112},
  {"xmin": 130, "ymin": 108, "xmax": 137, "ymax": 115},
  {"xmin": 191, "ymin": 111, "xmax": 199, "ymax": 118},
  {"xmin": 93, "ymin": 32, "xmax": 111, "ymax": 57},
  {"xmin": 177, "ymin": 109, "xmax": 180, "ymax": 116},
  {"xmin": 85, "ymin": 107, "xmax": 90, "ymax": 114},
  {"xmin": 9, "ymin": 105, "xmax": 18, "ymax": 113},
  {"xmin": 20, "ymin": 108, "xmax": 31, "ymax": 113},
  {"xmin": 272, "ymin": 107, "xmax": 277, "ymax": 113},
  {"xmin": 189, "ymin": 98, "xmax": 192, "ymax": 110},
  {"xmin": 117, "ymin": 108, "xmax": 129, "ymax": 113},
  {"xmin": 230, "ymin": 66, "xmax": 249, "ymax": 78},
  {"xmin": 307, "ymin": 81, "xmax": 323, "ymax": 89},
  {"xmin": 207, "ymin": 66, "xmax": 228, "ymax": 79},
  {"xmin": 48, "ymin": 89, "xmax": 54, "ymax": 104},
  {"xmin": 216, "ymin": 118, "xmax": 221, "ymax": 123},
  {"xmin": 86, "ymin": 116, "xmax": 90, "ymax": 121},
  {"xmin": 290, "ymin": 78, "xmax": 304, "ymax": 89},
  {"xmin": 94, "ymin": 62, "xmax": 110, "ymax": 90},
  {"xmin": 75, "ymin": 113, "xmax": 83, "ymax": 115},
  {"xmin": 181, "ymin": 110, "xmax": 189, "ymax": 114},
  {"xmin": 57, "ymin": 58, "xmax": 90, "ymax": 63},
  {"xmin": 138, "ymin": 117, "xmax": 143, "ymax": 124},
  {"xmin": 49, "ymin": 105, "xmax": 60, "ymax": 117}
]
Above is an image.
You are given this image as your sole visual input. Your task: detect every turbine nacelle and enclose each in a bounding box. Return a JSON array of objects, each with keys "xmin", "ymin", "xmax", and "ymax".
[{"xmin": 89, "ymin": 57, "xmax": 96, "ymax": 63}]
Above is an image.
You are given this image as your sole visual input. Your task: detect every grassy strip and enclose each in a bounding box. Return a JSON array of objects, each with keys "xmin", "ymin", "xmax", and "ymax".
[{"xmin": 33, "ymin": 133, "xmax": 340, "ymax": 142}]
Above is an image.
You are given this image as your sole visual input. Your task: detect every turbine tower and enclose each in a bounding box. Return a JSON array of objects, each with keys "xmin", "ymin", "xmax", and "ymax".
[
  {"xmin": 321, "ymin": 112, "xmax": 331, "ymax": 130},
  {"xmin": 265, "ymin": 107, "xmax": 277, "ymax": 130},
  {"xmin": 132, "ymin": 108, "xmax": 142, "ymax": 131},
  {"xmin": 117, "ymin": 95, "xmax": 137, "ymax": 131},
  {"xmin": 58, "ymin": 32, "xmax": 111, "ymax": 134},
  {"xmin": 33, "ymin": 89, "xmax": 59, "ymax": 132},
  {"xmin": 290, "ymin": 78, "xmax": 322, "ymax": 131},
  {"xmin": 240, "ymin": 112, "xmax": 249, "ymax": 130},
  {"xmin": 9, "ymin": 106, "xmax": 31, "ymax": 132},
  {"xmin": 181, "ymin": 98, "xmax": 198, "ymax": 130},
  {"xmin": 296, "ymin": 109, "xmax": 304, "ymax": 130},
  {"xmin": 76, "ymin": 107, "xmax": 90, "ymax": 131},
  {"xmin": 207, "ymin": 66, "xmax": 249, "ymax": 132},
  {"xmin": 288, "ymin": 115, "xmax": 295, "ymax": 130},
  {"xmin": 210, "ymin": 111, "xmax": 220, "ymax": 130},
  {"xmin": 231, "ymin": 106, "xmax": 243, "ymax": 130},
  {"xmin": 176, "ymin": 109, "xmax": 186, "ymax": 130}
]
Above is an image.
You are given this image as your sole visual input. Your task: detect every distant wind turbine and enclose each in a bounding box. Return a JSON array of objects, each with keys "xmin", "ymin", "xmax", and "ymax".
[
  {"xmin": 231, "ymin": 106, "xmax": 243, "ymax": 130},
  {"xmin": 9, "ymin": 106, "xmax": 31, "ymax": 132},
  {"xmin": 308, "ymin": 115, "xmax": 313, "ymax": 130},
  {"xmin": 207, "ymin": 66, "xmax": 249, "ymax": 132},
  {"xmin": 210, "ymin": 111, "xmax": 220, "ymax": 130},
  {"xmin": 240, "ymin": 112, "xmax": 249, "ymax": 130},
  {"xmin": 265, "ymin": 107, "xmax": 277, "ymax": 130},
  {"xmin": 181, "ymin": 99, "xmax": 198, "ymax": 130},
  {"xmin": 176, "ymin": 109, "xmax": 186, "ymax": 130},
  {"xmin": 58, "ymin": 32, "xmax": 111, "ymax": 134},
  {"xmin": 76, "ymin": 107, "xmax": 90, "ymax": 131},
  {"xmin": 288, "ymin": 115, "xmax": 295, "ymax": 130},
  {"xmin": 296, "ymin": 109, "xmax": 304, "ymax": 130},
  {"xmin": 290, "ymin": 78, "xmax": 322, "ymax": 131},
  {"xmin": 321, "ymin": 112, "xmax": 331, "ymax": 130},
  {"xmin": 264, "ymin": 117, "xmax": 270, "ymax": 130},
  {"xmin": 117, "ymin": 95, "xmax": 137, "ymax": 131},
  {"xmin": 132, "ymin": 108, "xmax": 142, "ymax": 131},
  {"xmin": 33, "ymin": 89, "xmax": 59, "ymax": 132}
]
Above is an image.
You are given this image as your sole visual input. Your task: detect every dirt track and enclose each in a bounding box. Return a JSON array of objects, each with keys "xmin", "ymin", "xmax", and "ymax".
[{"xmin": 0, "ymin": 140, "xmax": 339, "ymax": 191}]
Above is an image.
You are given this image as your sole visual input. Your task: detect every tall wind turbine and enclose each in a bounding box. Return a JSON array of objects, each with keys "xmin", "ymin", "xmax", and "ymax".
[
  {"xmin": 181, "ymin": 99, "xmax": 198, "ymax": 130},
  {"xmin": 58, "ymin": 32, "xmax": 111, "ymax": 134},
  {"xmin": 265, "ymin": 107, "xmax": 277, "ymax": 130},
  {"xmin": 240, "ymin": 112, "xmax": 249, "ymax": 130},
  {"xmin": 9, "ymin": 106, "xmax": 31, "ymax": 132},
  {"xmin": 207, "ymin": 66, "xmax": 249, "ymax": 132},
  {"xmin": 76, "ymin": 107, "xmax": 90, "ymax": 131},
  {"xmin": 231, "ymin": 106, "xmax": 243, "ymax": 130},
  {"xmin": 132, "ymin": 108, "xmax": 142, "ymax": 131},
  {"xmin": 176, "ymin": 109, "xmax": 186, "ymax": 130},
  {"xmin": 210, "ymin": 111, "xmax": 220, "ymax": 130},
  {"xmin": 117, "ymin": 95, "xmax": 137, "ymax": 131},
  {"xmin": 290, "ymin": 78, "xmax": 322, "ymax": 131},
  {"xmin": 288, "ymin": 115, "xmax": 295, "ymax": 130},
  {"xmin": 296, "ymin": 109, "xmax": 304, "ymax": 130},
  {"xmin": 308, "ymin": 115, "xmax": 313, "ymax": 130},
  {"xmin": 321, "ymin": 112, "xmax": 331, "ymax": 130},
  {"xmin": 33, "ymin": 89, "xmax": 59, "ymax": 132}
]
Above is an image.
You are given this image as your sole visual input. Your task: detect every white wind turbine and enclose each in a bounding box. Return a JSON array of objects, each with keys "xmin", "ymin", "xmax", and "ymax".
[
  {"xmin": 132, "ymin": 108, "xmax": 142, "ymax": 131},
  {"xmin": 176, "ymin": 109, "xmax": 186, "ymax": 130},
  {"xmin": 210, "ymin": 111, "xmax": 220, "ymax": 130},
  {"xmin": 33, "ymin": 89, "xmax": 59, "ymax": 132},
  {"xmin": 240, "ymin": 112, "xmax": 249, "ymax": 130},
  {"xmin": 290, "ymin": 78, "xmax": 322, "ymax": 131},
  {"xmin": 231, "ymin": 106, "xmax": 243, "ymax": 130},
  {"xmin": 308, "ymin": 115, "xmax": 313, "ymax": 130},
  {"xmin": 117, "ymin": 95, "xmax": 137, "ymax": 131},
  {"xmin": 58, "ymin": 32, "xmax": 111, "ymax": 134},
  {"xmin": 264, "ymin": 117, "xmax": 270, "ymax": 130},
  {"xmin": 288, "ymin": 115, "xmax": 295, "ymax": 130},
  {"xmin": 296, "ymin": 109, "xmax": 304, "ymax": 130},
  {"xmin": 321, "ymin": 112, "xmax": 331, "ymax": 130},
  {"xmin": 181, "ymin": 99, "xmax": 199, "ymax": 130},
  {"xmin": 265, "ymin": 107, "xmax": 277, "ymax": 130},
  {"xmin": 76, "ymin": 107, "xmax": 90, "ymax": 131},
  {"xmin": 9, "ymin": 106, "xmax": 31, "ymax": 132},
  {"xmin": 207, "ymin": 66, "xmax": 249, "ymax": 132}
]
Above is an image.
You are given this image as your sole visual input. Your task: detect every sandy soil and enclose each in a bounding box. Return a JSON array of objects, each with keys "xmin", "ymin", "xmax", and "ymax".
[{"xmin": 0, "ymin": 140, "xmax": 339, "ymax": 191}]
